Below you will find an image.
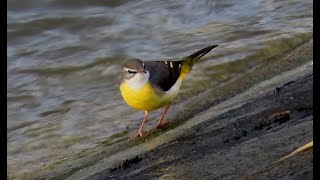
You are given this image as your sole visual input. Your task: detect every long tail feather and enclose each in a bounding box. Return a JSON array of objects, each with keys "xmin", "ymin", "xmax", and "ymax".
[
  {"xmin": 187, "ymin": 44, "xmax": 219, "ymax": 64},
  {"xmin": 180, "ymin": 45, "xmax": 218, "ymax": 78}
]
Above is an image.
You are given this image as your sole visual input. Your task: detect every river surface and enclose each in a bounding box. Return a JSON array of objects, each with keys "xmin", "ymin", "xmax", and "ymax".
[{"xmin": 7, "ymin": 0, "xmax": 312, "ymax": 178}]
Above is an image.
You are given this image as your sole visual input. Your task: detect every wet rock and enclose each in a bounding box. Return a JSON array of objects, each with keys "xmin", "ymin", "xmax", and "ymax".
[{"xmin": 109, "ymin": 155, "xmax": 143, "ymax": 173}]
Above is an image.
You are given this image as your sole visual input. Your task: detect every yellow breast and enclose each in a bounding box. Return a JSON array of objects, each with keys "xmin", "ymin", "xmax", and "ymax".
[{"xmin": 120, "ymin": 82, "xmax": 178, "ymax": 111}]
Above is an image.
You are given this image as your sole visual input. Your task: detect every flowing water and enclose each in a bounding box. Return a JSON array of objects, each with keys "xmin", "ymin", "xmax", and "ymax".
[{"xmin": 7, "ymin": 0, "xmax": 312, "ymax": 178}]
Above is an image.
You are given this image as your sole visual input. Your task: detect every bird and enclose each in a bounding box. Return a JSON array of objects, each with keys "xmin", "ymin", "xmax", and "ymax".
[{"xmin": 120, "ymin": 45, "xmax": 219, "ymax": 139}]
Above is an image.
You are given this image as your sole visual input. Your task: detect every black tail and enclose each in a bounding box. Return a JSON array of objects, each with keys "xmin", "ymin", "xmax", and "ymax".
[
  {"xmin": 180, "ymin": 44, "xmax": 219, "ymax": 76},
  {"xmin": 188, "ymin": 44, "xmax": 219, "ymax": 63}
]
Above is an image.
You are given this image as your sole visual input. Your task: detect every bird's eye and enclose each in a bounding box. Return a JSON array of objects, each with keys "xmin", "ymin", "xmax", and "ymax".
[{"xmin": 128, "ymin": 70, "xmax": 136, "ymax": 74}]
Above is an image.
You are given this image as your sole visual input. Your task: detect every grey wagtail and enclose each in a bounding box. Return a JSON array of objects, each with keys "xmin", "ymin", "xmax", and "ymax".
[{"xmin": 120, "ymin": 45, "xmax": 218, "ymax": 139}]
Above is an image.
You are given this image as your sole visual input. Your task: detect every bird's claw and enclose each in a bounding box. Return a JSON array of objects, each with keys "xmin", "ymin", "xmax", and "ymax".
[
  {"xmin": 156, "ymin": 122, "xmax": 169, "ymax": 129},
  {"xmin": 129, "ymin": 131, "xmax": 144, "ymax": 140}
]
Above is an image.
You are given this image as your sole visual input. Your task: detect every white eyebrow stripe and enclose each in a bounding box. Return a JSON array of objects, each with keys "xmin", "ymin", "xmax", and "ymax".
[
  {"xmin": 123, "ymin": 67, "xmax": 136, "ymax": 72},
  {"xmin": 178, "ymin": 64, "xmax": 181, "ymax": 68},
  {"xmin": 169, "ymin": 62, "xmax": 173, "ymax": 68},
  {"xmin": 164, "ymin": 61, "xmax": 168, "ymax": 64}
]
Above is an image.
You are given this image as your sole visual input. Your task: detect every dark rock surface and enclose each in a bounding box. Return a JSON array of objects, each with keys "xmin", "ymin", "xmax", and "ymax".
[
  {"xmin": 63, "ymin": 40, "xmax": 313, "ymax": 180},
  {"xmin": 87, "ymin": 72, "xmax": 313, "ymax": 180}
]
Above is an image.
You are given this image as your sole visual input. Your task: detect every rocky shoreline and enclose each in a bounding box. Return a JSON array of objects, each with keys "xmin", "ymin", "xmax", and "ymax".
[{"xmin": 64, "ymin": 40, "xmax": 313, "ymax": 180}]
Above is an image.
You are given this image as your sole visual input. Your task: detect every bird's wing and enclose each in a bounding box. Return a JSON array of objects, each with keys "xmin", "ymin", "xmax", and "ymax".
[
  {"xmin": 144, "ymin": 61, "xmax": 184, "ymax": 91},
  {"xmin": 144, "ymin": 45, "xmax": 219, "ymax": 92}
]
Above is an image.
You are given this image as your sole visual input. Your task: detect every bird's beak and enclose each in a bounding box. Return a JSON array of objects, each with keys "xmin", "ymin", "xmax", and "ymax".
[{"xmin": 139, "ymin": 70, "xmax": 147, "ymax": 74}]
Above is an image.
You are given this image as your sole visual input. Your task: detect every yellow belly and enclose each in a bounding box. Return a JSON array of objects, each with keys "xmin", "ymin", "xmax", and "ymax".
[{"xmin": 120, "ymin": 82, "xmax": 176, "ymax": 111}]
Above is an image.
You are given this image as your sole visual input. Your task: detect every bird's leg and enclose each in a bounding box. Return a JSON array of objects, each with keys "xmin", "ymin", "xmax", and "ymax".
[
  {"xmin": 132, "ymin": 111, "xmax": 150, "ymax": 139},
  {"xmin": 156, "ymin": 103, "xmax": 171, "ymax": 129}
]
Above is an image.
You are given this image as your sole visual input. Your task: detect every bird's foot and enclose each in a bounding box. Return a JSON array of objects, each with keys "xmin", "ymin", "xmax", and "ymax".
[
  {"xmin": 129, "ymin": 130, "xmax": 145, "ymax": 140},
  {"xmin": 156, "ymin": 122, "xmax": 170, "ymax": 129},
  {"xmin": 156, "ymin": 124, "xmax": 162, "ymax": 129}
]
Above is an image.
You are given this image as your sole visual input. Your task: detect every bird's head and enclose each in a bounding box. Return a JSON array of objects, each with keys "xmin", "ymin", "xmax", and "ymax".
[{"xmin": 121, "ymin": 59, "xmax": 150, "ymax": 90}]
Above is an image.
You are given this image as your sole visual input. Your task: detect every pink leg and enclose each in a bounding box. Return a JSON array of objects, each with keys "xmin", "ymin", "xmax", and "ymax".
[
  {"xmin": 132, "ymin": 111, "xmax": 149, "ymax": 139},
  {"xmin": 156, "ymin": 103, "xmax": 171, "ymax": 129}
]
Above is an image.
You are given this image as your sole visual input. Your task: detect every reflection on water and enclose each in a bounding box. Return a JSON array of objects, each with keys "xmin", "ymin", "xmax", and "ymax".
[{"xmin": 7, "ymin": 0, "xmax": 312, "ymax": 178}]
